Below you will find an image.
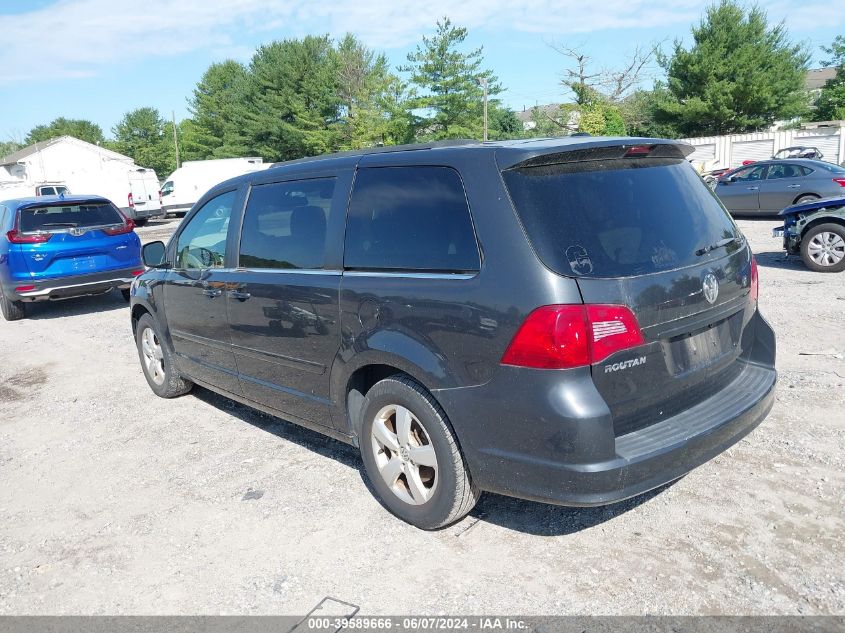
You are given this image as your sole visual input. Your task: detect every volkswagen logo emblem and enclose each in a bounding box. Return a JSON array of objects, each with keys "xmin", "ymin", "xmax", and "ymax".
[{"xmin": 702, "ymin": 273, "xmax": 719, "ymax": 304}]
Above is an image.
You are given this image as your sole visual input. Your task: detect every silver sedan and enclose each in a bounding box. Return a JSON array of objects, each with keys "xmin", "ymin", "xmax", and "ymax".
[{"xmin": 714, "ymin": 159, "xmax": 845, "ymax": 215}]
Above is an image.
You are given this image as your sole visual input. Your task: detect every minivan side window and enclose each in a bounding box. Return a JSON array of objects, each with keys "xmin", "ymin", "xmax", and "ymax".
[
  {"xmin": 239, "ymin": 178, "xmax": 335, "ymax": 270},
  {"xmin": 175, "ymin": 190, "xmax": 236, "ymax": 269},
  {"xmin": 344, "ymin": 167, "xmax": 480, "ymax": 272}
]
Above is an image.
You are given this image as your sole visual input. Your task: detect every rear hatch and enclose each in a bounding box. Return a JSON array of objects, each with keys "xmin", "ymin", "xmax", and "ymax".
[
  {"xmin": 129, "ymin": 169, "xmax": 162, "ymax": 211},
  {"xmin": 13, "ymin": 200, "xmax": 140, "ymax": 279},
  {"xmin": 502, "ymin": 143, "xmax": 758, "ymax": 436}
]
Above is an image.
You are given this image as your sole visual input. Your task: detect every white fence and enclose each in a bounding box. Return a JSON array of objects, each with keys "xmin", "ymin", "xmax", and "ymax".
[{"xmin": 681, "ymin": 122, "xmax": 845, "ymax": 170}]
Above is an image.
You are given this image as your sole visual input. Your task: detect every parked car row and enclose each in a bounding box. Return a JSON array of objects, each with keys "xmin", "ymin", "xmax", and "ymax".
[{"xmin": 15, "ymin": 135, "xmax": 845, "ymax": 528}]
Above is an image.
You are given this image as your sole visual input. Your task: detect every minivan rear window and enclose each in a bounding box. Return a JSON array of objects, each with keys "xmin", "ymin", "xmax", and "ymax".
[
  {"xmin": 502, "ymin": 159, "xmax": 742, "ymax": 278},
  {"xmin": 19, "ymin": 202, "xmax": 124, "ymax": 233}
]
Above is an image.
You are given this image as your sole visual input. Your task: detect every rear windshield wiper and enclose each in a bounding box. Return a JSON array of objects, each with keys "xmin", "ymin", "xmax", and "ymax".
[
  {"xmin": 695, "ymin": 236, "xmax": 740, "ymax": 256},
  {"xmin": 36, "ymin": 222, "xmax": 78, "ymax": 228}
]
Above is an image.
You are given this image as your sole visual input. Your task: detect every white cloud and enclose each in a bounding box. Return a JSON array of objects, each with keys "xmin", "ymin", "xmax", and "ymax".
[{"xmin": 0, "ymin": 0, "xmax": 839, "ymax": 84}]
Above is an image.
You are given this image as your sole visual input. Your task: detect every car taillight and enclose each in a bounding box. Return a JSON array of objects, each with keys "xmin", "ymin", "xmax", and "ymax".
[
  {"xmin": 833, "ymin": 178, "xmax": 845, "ymax": 187},
  {"xmin": 501, "ymin": 304, "xmax": 645, "ymax": 369},
  {"xmin": 624, "ymin": 145, "xmax": 654, "ymax": 157},
  {"xmin": 6, "ymin": 229, "xmax": 51, "ymax": 244},
  {"xmin": 128, "ymin": 193, "xmax": 135, "ymax": 209},
  {"xmin": 131, "ymin": 269, "xmax": 144, "ymax": 276},
  {"xmin": 102, "ymin": 217, "xmax": 135, "ymax": 236},
  {"xmin": 750, "ymin": 256, "xmax": 759, "ymax": 302}
]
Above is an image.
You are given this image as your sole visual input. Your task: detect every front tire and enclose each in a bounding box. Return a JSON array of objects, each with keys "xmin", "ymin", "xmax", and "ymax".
[
  {"xmin": 0, "ymin": 286, "xmax": 25, "ymax": 321},
  {"xmin": 135, "ymin": 313, "xmax": 192, "ymax": 397},
  {"xmin": 359, "ymin": 375, "xmax": 479, "ymax": 529},
  {"xmin": 800, "ymin": 223, "xmax": 845, "ymax": 273}
]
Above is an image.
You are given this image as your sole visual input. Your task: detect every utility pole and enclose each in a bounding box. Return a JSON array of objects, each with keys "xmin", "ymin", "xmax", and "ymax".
[
  {"xmin": 480, "ymin": 78, "xmax": 489, "ymax": 141},
  {"xmin": 172, "ymin": 110, "xmax": 181, "ymax": 169}
]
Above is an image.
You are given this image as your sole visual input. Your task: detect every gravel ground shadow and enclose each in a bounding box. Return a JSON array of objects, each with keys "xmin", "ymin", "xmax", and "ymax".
[
  {"xmin": 754, "ymin": 250, "xmax": 812, "ymax": 272},
  {"xmin": 23, "ymin": 290, "xmax": 129, "ymax": 320},
  {"xmin": 192, "ymin": 386, "xmax": 670, "ymax": 535}
]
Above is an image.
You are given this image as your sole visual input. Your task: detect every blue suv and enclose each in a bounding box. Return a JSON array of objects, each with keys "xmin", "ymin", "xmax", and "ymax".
[{"xmin": 0, "ymin": 195, "xmax": 143, "ymax": 320}]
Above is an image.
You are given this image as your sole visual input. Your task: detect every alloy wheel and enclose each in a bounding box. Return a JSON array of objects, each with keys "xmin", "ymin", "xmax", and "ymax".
[
  {"xmin": 141, "ymin": 326, "xmax": 166, "ymax": 385},
  {"xmin": 370, "ymin": 404, "xmax": 438, "ymax": 505}
]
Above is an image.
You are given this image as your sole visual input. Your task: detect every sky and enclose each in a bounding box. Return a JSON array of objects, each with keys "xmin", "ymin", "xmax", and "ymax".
[{"xmin": 0, "ymin": 0, "xmax": 841, "ymax": 142}]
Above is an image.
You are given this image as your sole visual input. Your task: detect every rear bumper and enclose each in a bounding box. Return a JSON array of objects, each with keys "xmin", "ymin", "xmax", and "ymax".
[
  {"xmin": 434, "ymin": 311, "xmax": 777, "ymax": 506},
  {"xmin": 161, "ymin": 203, "xmax": 192, "ymax": 214},
  {"xmin": 4, "ymin": 268, "xmax": 142, "ymax": 301},
  {"xmin": 121, "ymin": 206, "xmax": 165, "ymax": 220}
]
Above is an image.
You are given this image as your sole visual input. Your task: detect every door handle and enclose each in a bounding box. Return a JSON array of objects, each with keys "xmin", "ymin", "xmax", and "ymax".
[
  {"xmin": 202, "ymin": 288, "xmax": 222, "ymax": 298},
  {"xmin": 228, "ymin": 290, "xmax": 251, "ymax": 301},
  {"xmin": 746, "ymin": 186, "xmax": 759, "ymax": 191},
  {"xmin": 787, "ymin": 184, "xmax": 801, "ymax": 189}
]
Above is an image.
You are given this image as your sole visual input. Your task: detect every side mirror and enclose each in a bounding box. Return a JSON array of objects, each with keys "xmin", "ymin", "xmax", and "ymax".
[{"xmin": 142, "ymin": 241, "xmax": 168, "ymax": 268}]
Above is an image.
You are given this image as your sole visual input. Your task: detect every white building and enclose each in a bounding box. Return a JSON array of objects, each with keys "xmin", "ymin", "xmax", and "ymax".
[{"xmin": 0, "ymin": 136, "xmax": 163, "ymax": 221}]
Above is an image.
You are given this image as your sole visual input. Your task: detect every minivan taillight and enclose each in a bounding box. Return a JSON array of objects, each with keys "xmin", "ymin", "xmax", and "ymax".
[
  {"xmin": 501, "ymin": 304, "xmax": 645, "ymax": 369},
  {"xmin": 102, "ymin": 217, "xmax": 135, "ymax": 236},
  {"xmin": 6, "ymin": 229, "xmax": 51, "ymax": 244},
  {"xmin": 750, "ymin": 256, "xmax": 759, "ymax": 302}
]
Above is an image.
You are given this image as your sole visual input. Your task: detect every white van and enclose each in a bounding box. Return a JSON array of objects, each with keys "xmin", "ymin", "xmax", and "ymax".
[
  {"xmin": 124, "ymin": 168, "xmax": 164, "ymax": 226},
  {"xmin": 161, "ymin": 157, "xmax": 268, "ymax": 215}
]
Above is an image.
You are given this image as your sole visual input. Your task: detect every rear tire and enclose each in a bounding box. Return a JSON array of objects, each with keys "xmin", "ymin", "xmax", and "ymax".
[
  {"xmin": 135, "ymin": 313, "xmax": 192, "ymax": 397},
  {"xmin": 795, "ymin": 194, "xmax": 819, "ymax": 205},
  {"xmin": 800, "ymin": 223, "xmax": 845, "ymax": 273},
  {"xmin": 0, "ymin": 286, "xmax": 25, "ymax": 321},
  {"xmin": 359, "ymin": 375, "xmax": 479, "ymax": 529}
]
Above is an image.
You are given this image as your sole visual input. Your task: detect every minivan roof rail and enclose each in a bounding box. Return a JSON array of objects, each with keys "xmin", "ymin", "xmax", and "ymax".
[{"xmin": 270, "ymin": 139, "xmax": 479, "ymax": 168}]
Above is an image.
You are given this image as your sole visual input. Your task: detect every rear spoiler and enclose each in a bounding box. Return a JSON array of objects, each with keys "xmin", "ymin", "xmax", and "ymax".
[
  {"xmin": 503, "ymin": 140, "xmax": 694, "ymax": 170},
  {"xmin": 17, "ymin": 198, "xmax": 112, "ymax": 211}
]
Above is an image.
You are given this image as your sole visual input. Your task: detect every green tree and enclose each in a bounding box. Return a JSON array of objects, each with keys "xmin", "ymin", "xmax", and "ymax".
[
  {"xmin": 619, "ymin": 86, "xmax": 680, "ymax": 138},
  {"xmin": 0, "ymin": 140, "xmax": 23, "ymax": 159},
  {"xmin": 488, "ymin": 107, "xmax": 523, "ymax": 140},
  {"xmin": 815, "ymin": 35, "xmax": 845, "ymax": 120},
  {"xmin": 401, "ymin": 18, "xmax": 501, "ymax": 140},
  {"xmin": 334, "ymin": 34, "xmax": 413, "ymax": 149},
  {"xmin": 111, "ymin": 107, "xmax": 174, "ymax": 176},
  {"xmin": 187, "ymin": 60, "xmax": 251, "ymax": 159},
  {"xmin": 658, "ymin": 0, "xmax": 809, "ymax": 136},
  {"xmin": 242, "ymin": 36, "xmax": 341, "ymax": 161},
  {"xmin": 25, "ymin": 117, "xmax": 105, "ymax": 145}
]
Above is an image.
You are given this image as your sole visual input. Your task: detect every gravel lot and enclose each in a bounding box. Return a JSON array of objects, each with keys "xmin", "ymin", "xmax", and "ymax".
[{"xmin": 0, "ymin": 217, "xmax": 843, "ymax": 615}]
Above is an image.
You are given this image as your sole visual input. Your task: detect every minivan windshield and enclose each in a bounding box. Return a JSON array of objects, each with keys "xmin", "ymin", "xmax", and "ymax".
[
  {"xmin": 502, "ymin": 158, "xmax": 742, "ymax": 278},
  {"xmin": 19, "ymin": 202, "xmax": 124, "ymax": 232}
]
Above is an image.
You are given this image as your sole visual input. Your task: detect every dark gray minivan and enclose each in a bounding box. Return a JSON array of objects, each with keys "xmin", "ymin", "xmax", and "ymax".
[{"xmin": 130, "ymin": 138, "xmax": 777, "ymax": 529}]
